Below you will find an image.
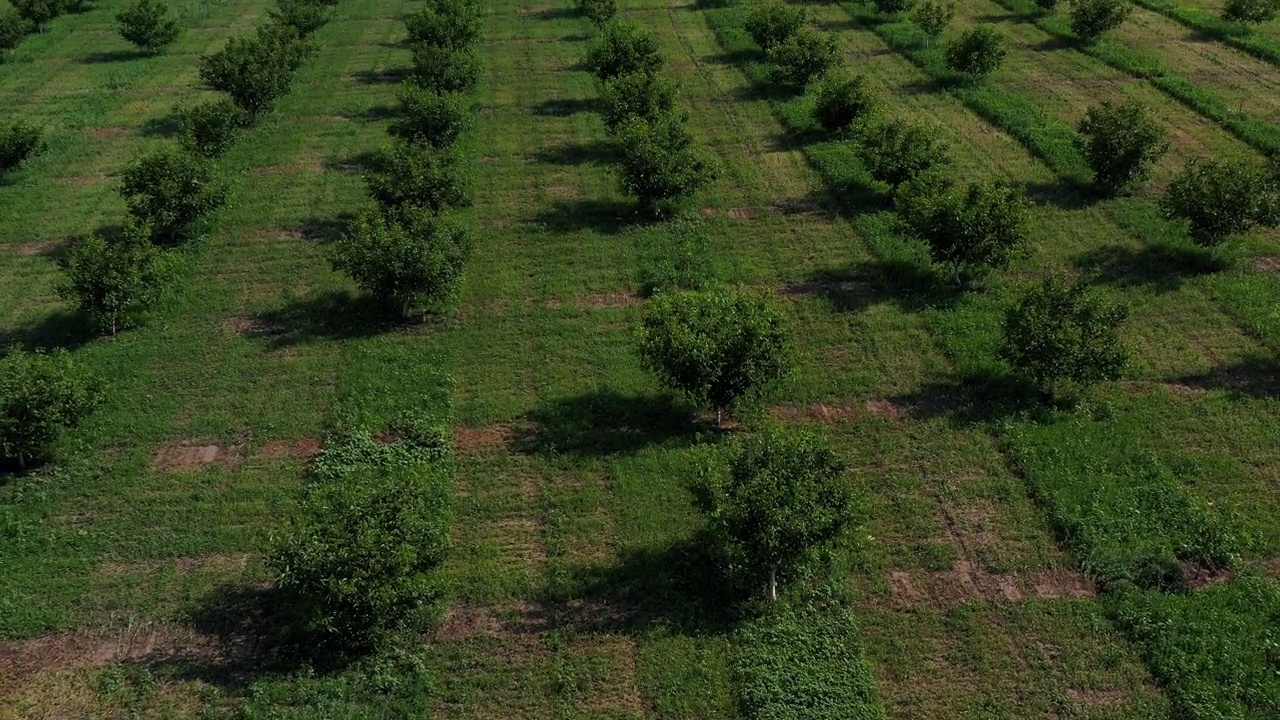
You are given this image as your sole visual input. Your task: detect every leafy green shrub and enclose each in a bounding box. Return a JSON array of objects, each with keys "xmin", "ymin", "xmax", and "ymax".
[
  {"xmin": 57, "ymin": 229, "xmax": 166, "ymax": 336},
  {"xmin": 872, "ymin": 0, "xmax": 912, "ymax": 15},
  {"xmin": 911, "ymin": 0, "xmax": 955, "ymax": 44},
  {"xmin": 577, "ymin": 0, "xmax": 616, "ymax": 27},
  {"xmin": 388, "ymin": 84, "xmax": 469, "ymax": 147},
  {"xmin": 638, "ymin": 288, "xmax": 791, "ymax": 418},
  {"xmin": 999, "ymin": 274, "xmax": 1129, "ymax": 396},
  {"xmin": 116, "ymin": 0, "xmax": 178, "ymax": 54},
  {"xmin": 635, "ymin": 216, "xmax": 717, "ymax": 296},
  {"xmin": 11, "ymin": 0, "xmax": 60, "ymax": 29},
  {"xmin": 896, "ymin": 175, "xmax": 1032, "ymax": 283},
  {"xmin": 1076, "ymin": 101, "xmax": 1168, "ymax": 195},
  {"xmin": 1070, "ymin": 0, "xmax": 1132, "ymax": 43},
  {"xmin": 330, "ymin": 208, "xmax": 471, "ymax": 317},
  {"xmin": 409, "ymin": 43, "xmax": 479, "ymax": 93},
  {"xmin": 614, "ymin": 114, "xmax": 716, "ymax": 213},
  {"xmin": 584, "ymin": 21, "xmax": 663, "ymax": 81},
  {"xmin": 1162, "ymin": 157, "xmax": 1280, "ymax": 248},
  {"xmin": 199, "ymin": 25, "xmax": 313, "ymax": 115},
  {"xmin": 269, "ymin": 0, "xmax": 330, "ymax": 36},
  {"xmin": 0, "ymin": 121, "xmax": 42, "ymax": 171},
  {"xmin": 767, "ymin": 28, "xmax": 838, "ymax": 89},
  {"xmin": 1222, "ymin": 0, "xmax": 1278, "ymax": 24},
  {"xmin": 364, "ymin": 141, "xmax": 470, "ymax": 216},
  {"xmin": 600, "ymin": 70, "xmax": 679, "ymax": 132},
  {"xmin": 405, "ymin": 0, "xmax": 479, "ymax": 49},
  {"xmin": 811, "ymin": 72, "xmax": 877, "ymax": 133},
  {"xmin": 858, "ymin": 119, "xmax": 949, "ymax": 188},
  {"xmin": 743, "ymin": 2, "xmax": 806, "ymax": 51},
  {"xmin": 0, "ymin": 348, "xmax": 102, "ymax": 470},
  {"xmin": 176, "ymin": 98, "xmax": 249, "ymax": 157},
  {"xmin": 0, "ymin": 11, "xmax": 32, "ymax": 51},
  {"xmin": 944, "ymin": 24, "xmax": 1006, "ymax": 79},
  {"xmin": 120, "ymin": 146, "xmax": 226, "ymax": 243},
  {"xmin": 693, "ymin": 427, "xmax": 852, "ymax": 600}
]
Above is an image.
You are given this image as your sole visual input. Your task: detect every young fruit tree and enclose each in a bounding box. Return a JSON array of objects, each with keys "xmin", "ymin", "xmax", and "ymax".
[
  {"xmin": 743, "ymin": 2, "xmax": 807, "ymax": 51},
  {"xmin": 1070, "ymin": 0, "xmax": 1132, "ymax": 42},
  {"xmin": 810, "ymin": 72, "xmax": 878, "ymax": 133},
  {"xmin": 1222, "ymin": 0, "xmax": 1278, "ymax": 24},
  {"xmin": 1161, "ymin": 157, "xmax": 1280, "ymax": 249},
  {"xmin": 10, "ymin": 0, "xmax": 60, "ymax": 30},
  {"xmin": 911, "ymin": 0, "xmax": 956, "ymax": 45},
  {"xmin": 119, "ymin": 146, "xmax": 227, "ymax": 244},
  {"xmin": 767, "ymin": 28, "xmax": 839, "ymax": 89},
  {"xmin": 637, "ymin": 288, "xmax": 791, "ymax": 422},
  {"xmin": 199, "ymin": 25, "xmax": 313, "ymax": 115},
  {"xmin": 613, "ymin": 114, "xmax": 716, "ymax": 213},
  {"xmin": 945, "ymin": 24, "xmax": 1007, "ymax": 79},
  {"xmin": 600, "ymin": 70, "xmax": 680, "ymax": 132},
  {"xmin": 999, "ymin": 275, "xmax": 1129, "ymax": 398},
  {"xmin": 584, "ymin": 21, "xmax": 663, "ymax": 81},
  {"xmin": 364, "ymin": 140, "xmax": 471, "ymax": 217},
  {"xmin": 388, "ymin": 84, "xmax": 469, "ymax": 147},
  {"xmin": 577, "ymin": 0, "xmax": 616, "ymax": 27},
  {"xmin": 176, "ymin": 98, "xmax": 249, "ymax": 157},
  {"xmin": 1034, "ymin": 0, "xmax": 1058, "ymax": 10},
  {"xmin": 405, "ymin": 0, "xmax": 480, "ymax": 49},
  {"xmin": 409, "ymin": 43, "xmax": 480, "ymax": 93},
  {"xmin": 115, "ymin": 0, "xmax": 179, "ymax": 54},
  {"xmin": 0, "ymin": 121, "xmax": 42, "ymax": 172},
  {"xmin": 57, "ymin": 229, "xmax": 166, "ymax": 336},
  {"xmin": 329, "ymin": 208, "xmax": 471, "ymax": 317},
  {"xmin": 1076, "ymin": 101, "xmax": 1168, "ymax": 195},
  {"xmin": 896, "ymin": 175, "xmax": 1033, "ymax": 284},
  {"xmin": 859, "ymin": 119, "xmax": 950, "ymax": 188},
  {"xmin": 0, "ymin": 11, "xmax": 31, "ymax": 52},
  {"xmin": 269, "ymin": 0, "xmax": 330, "ymax": 36},
  {"xmin": 873, "ymin": 0, "xmax": 912, "ymax": 15},
  {"xmin": 0, "ymin": 348, "xmax": 103, "ymax": 471},
  {"xmin": 691, "ymin": 427, "xmax": 853, "ymax": 601}
]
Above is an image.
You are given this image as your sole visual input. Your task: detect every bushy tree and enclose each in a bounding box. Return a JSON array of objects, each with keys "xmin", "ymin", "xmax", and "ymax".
[
  {"xmin": 388, "ymin": 84, "xmax": 469, "ymax": 147},
  {"xmin": 57, "ymin": 228, "xmax": 165, "ymax": 336},
  {"xmin": 0, "ymin": 348, "xmax": 102, "ymax": 470},
  {"xmin": 600, "ymin": 70, "xmax": 679, "ymax": 132},
  {"xmin": 911, "ymin": 0, "xmax": 955, "ymax": 44},
  {"xmin": 585, "ymin": 22, "xmax": 663, "ymax": 81},
  {"xmin": 578, "ymin": 0, "xmax": 616, "ymax": 27},
  {"xmin": 1077, "ymin": 101, "xmax": 1168, "ymax": 195},
  {"xmin": 1161, "ymin": 157, "xmax": 1280, "ymax": 248},
  {"xmin": 1070, "ymin": 0, "xmax": 1132, "ymax": 42},
  {"xmin": 0, "ymin": 121, "xmax": 42, "ymax": 171},
  {"xmin": 873, "ymin": 0, "xmax": 912, "ymax": 15},
  {"xmin": 859, "ymin": 119, "xmax": 949, "ymax": 188},
  {"xmin": 269, "ymin": 0, "xmax": 330, "ymax": 36},
  {"xmin": 405, "ymin": 0, "xmax": 479, "ymax": 49},
  {"xmin": 409, "ymin": 43, "xmax": 479, "ymax": 93},
  {"xmin": 614, "ymin": 114, "xmax": 716, "ymax": 213},
  {"xmin": 1222, "ymin": 0, "xmax": 1277, "ymax": 24},
  {"xmin": 811, "ymin": 72, "xmax": 877, "ymax": 133},
  {"xmin": 364, "ymin": 140, "xmax": 470, "ymax": 216},
  {"xmin": 176, "ymin": 97, "xmax": 249, "ymax": 157},
  {"xmin": 743, "ymin": 2, "xmax": 806, "ymax": 51},
  {"xmin": 897, "ymin": 175, "xmax": 1032, "ymax": 283},
  {"xmin": 692, "ymin": 427, "xmax": 852, "ymax": 601},
  {"xmin": 767, "ymin": 28, "xmax": 838, "ymax": 89},
  {"xmin": 116, "ymin": 0, "xmax": 179, "ymax": 54},
  {"xmin": 329, "ymin": 208, "xmax": 471, "ymax": 317},
  {"xmin": 0, "ymin": 10, "xmax": 31, "ymax": 51},
  {"xmin": 999, "ymin": 275, "xmax": 1129, "ymax": 396},
  {"xmin": 945, "ymin": 24, "xmax": 1006, "ymax": 79},
  {"xmin": 119, "ymin": 146, "xmax": 226, "ymax": 243},
  {"xmin": 638, "ymin": 288, "xmax": 791, "ymax": 420},
  {"xmin": 199, "ymin": 25, "xmax": 313, "ymax": 115},
  {"xmin": 11, "ymin": 0, "xmax": 60, "ymax": 30}
]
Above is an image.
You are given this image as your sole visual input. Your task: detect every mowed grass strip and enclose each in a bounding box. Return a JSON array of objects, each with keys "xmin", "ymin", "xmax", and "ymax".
[{"xmin": 1129, "ymin": 0, "xmax": 1280, "ymax": 68}]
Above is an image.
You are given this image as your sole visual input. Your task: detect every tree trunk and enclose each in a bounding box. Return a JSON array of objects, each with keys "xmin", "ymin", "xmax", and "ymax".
[{"xmin": 768, "ymin": 565, "xmax": 777, "ymax": 602}]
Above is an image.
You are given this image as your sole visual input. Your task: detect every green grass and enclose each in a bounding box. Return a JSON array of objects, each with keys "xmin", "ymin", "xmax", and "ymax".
[{"xmin": 1130, "ymin": 0, "xmax": 1280, "ymax": 67}]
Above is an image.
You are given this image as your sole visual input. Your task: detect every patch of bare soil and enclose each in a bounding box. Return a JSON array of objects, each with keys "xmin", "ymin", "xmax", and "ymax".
[
  {"xmin": 453, "ymin": 422, "xmax": 539, "ymax": 454},
  {"xmin": 1254, "ymin": 256, "xmax": 1280, "ymax": 274},
  {"xmin": 768, "ymin": 200, "xmax": 822, "ymax": 216},
  {"xmin": 579, "ymin": 291, "xmax": 640, "ymax": 309},
  {"xmin": 1179, "ymin": 561, "xmax": 1233, "ymax": 589},
  {"xmin": 726, "ymin": 206, "xmax": 753, "ymax": 219},
  {"xmin": 96, "ymin": 554, "xmax": 250, "ymax": 579},
  {"xmin": 770, "ymin": 400, "xmax": 904, "ymax": 424},
  {"xmin": 434, "ymin": 601, "xmax": 551, "ymax": 641},
  {"xmin": 698, "ymin": 207, "xmax": 717, "ymax": 218},
  {"xmin": 256, "ymin": 437, "xmax": 322, "ymax": 461},
  {"xmin": 86, "ymin": 126, "xmax": 130, "ymax": 140},
  {"xmin": 151, "ymin": 444, "xmax": 243, "ymax": 473},
  {"xmin": 1262, "ymin": 557, "xmax": 1280, "ymax": 581},
  {"xmin": 1065, "ymin": 688, "xmax": 1129, "ymax": 707},
  {"xmin": 884, "ymin": 564, "xmax": 1096, "ymax": 610},
  {"xmin": 3, "ymin": 240, "xmax": 62, "ymax": 257}
]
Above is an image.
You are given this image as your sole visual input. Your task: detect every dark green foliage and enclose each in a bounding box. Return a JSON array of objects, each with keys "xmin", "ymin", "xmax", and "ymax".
[
  {"xmin": 999, "ymin": 274, "xmax": 1129, "ymax": 394},
  {"xmin": 638, "ymin": 288, "xmax": 791, "ymax": 414},
  {"xmin": 10, "ymin": 0, "xmax": 60, "ymax": 29},
  {"xmin": 269, "ymin": 0, "xmax": 330, "ymax": 36},
  {"xmin": 577, "ymin": 0, "xmax": 616, "ymax": 27},
  {"xmin": 766, "ymin": 28, "xmax": 838, "ymax": 88},
  {"xmin": 910, "ymin": 0, "xmax": 955, "ymax": 43},
  {"xmin": 0, "ymin": 121, "xmax": 42, "ymax": 171},
  {"xmin": 743, "ymin": 2, "xmax": 806, "ymax": 51},
  {"xmin": 896, "ymin": 175, "xmax": 1032, "ymax": 282},
  {"xmin": 858, "ymin": 119, "xmax": 949, "ymax": 188},
  {"xmin": 810, "ymin": 72, "xmax": 877, "ymax": 133},
  {"xmin": 1076, "ymin": 101, "xmax": 1168, "ymax": 194},
  {"xmin": 1162, "ymin": 157, "xmax": 1280, "ymax": 247},
  {"xmin": 409, "ymin": 43, "xmax": 480, "ymax": 93},
  {"xmin": 1034, "ymin": 0, "xmax": 1058, "ymax": 10},
  {"xmin": 57, "ymin": 229, "xmax": 165, "ymax": 336},
  {"xmin": 115, "ymin": 0, "xmax": 178, "ymax": 54},
  {"xmin": 199, "ymin": 25, "xmax": 313, "ymax": 115},
  {"xmin": 872, "ymin": 0, "xmax": 912, "ymax": 15},
  {"xmin": 944, "ymin": 24, "xmax": 1007, "ymax": 79},
  {"xmin": 388, "ymin": 84, "xmax": 469, "ymax": 147},
  {"xmin": 330, "ymin": 208, "xmax": 471, "ymax": 316},
  {"xmin": 692, "ymin": 427, "xmax": 852, "ymax": 599},
  {"xmin": 0, "ymin": 10, "xmax": 31, "ymax": 51},
  {"xmin": 176, "ymin": 98, "xmax": 249, "ymax": 157},
  {"xmin": 584, "ymin": 21, "xmax": 663, "ymax": 81},
  {"xmin": 614, "ymin": 114, "xmax": 716, "ymax": 212},
  {"xmin": 600, "ymin": 70, "xmax": 680, "ymax": 132},
  {"xmin": 635, "ymin": 217, "xmax": 717, "ymax": 296},
  {"xmin": 1070, "ymin": 0, "xmax": 1132, "ymax": 42},
  {"xmin": 0, "ymin": 348, "xmax": 102, "ymax": 470},
  {"xmin": 364, "ymin": 140, "xmax": 470, "ymax": 216},
  {"xmin": 1222, "ymin": 0, "xmax": 1278, "ymax": 24},
  {"xmin": 119, "ymin": 146, "xmax": 226, "ymax": 243},
  {"xmin": 405, "ymin": 0, "xmax": 479, "ymax": 49}
]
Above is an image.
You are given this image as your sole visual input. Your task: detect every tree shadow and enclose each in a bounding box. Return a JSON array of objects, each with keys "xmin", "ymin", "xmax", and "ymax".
[
  {"xmin": 297, "ymin": 214, "xmax": 354, "ymax": 244},
  {"xmin": 1029, "ymin": 35, "xmax": 1074, "ymax": 52},
  {"xmin": 1023, "ymin": 178, "xmax": 1094, "ymax": 210},
  {"xmin": 250, "ymin": 291, "xmax": 410, "ymax": 349},
  {"xmin": 1072, "ymin": 242, "xmax": 1220, "ymax": 293},
  {"xmin": 710, "ymin": 47, "xmax": 758, "ymax": 67},
  {"xmin": 526, "ymin": 198, "xmax": 639, "ymax": 234},
  {"xmin": 1175, "ymin": 356, "xmax": 1280, "ymax": 400},
  {"xmin": 139, "ymin": 113, "xmax": 180, "ymax": 138},
  {"xmin": 79, "ymin": 49, "xmax": 148, "ymax": 64},
  {"xmin": 349, "ymin": 68, "xmax": 409, "ymax": 85},
  {"xmin": 0, "ymin": 310, "xmax": 90, "ymax": 354},
  {"xmin": 536, "ymin": 6, "xmax": 578, "ymax": 19},
  {"xmin": 530, "ymin": 97, "xmax": 596, "ymax": 117},
  {"xmin": 797, "ymin": 256, "xmax": 961, "ymax": 314},
  {"xmin": 516, "ymin": 388, "xmax": 701, "ymax": 457},
  {"xmin": 355, "ymin": 104, "xmax": 398, "ymax": 122},
  {"xmin": 531, "ymin": 139, "xmax": 614, "ymax": 166},
  {"xmin": 888, "ymin": 367, "xmax": 1053, "ymax": 427},
  {"xmin": 324, "ymin": 150, "xmax": 379, "ymax": 175},
  {"xmin": 814, "ymin": 18, "xmax": 857, "ymax": 31}
]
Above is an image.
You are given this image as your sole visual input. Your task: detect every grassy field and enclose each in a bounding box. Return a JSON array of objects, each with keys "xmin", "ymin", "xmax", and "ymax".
[{"xmin": 1, "ymin": 0, "xmax": 1278, "ymax": 714}]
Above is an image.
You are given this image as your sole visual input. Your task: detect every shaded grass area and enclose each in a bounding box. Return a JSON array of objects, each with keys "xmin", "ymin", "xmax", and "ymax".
[{"xmin": 1130, "ymin": 0, "xmax": 1280, "ymax": 67}]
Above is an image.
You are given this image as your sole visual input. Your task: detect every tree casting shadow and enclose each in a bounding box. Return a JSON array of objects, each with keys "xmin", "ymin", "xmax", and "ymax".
[
  {"xmin": 530, "ymin": 97, "xmax": 596, "ymax": 117},
  {"xmin": 517, "ymin": 388, "xmax": 701, "ymax": 457},
  {"xmin": 1175, "ymin": 356, "xmax": 1280, "ymax": 399},
  {"xmin": 526, "ymin": 198, "xmax": 639, "ymax": 235},
  {"xmin": 79, "ymin": 49, "xmax": 148, "ymax": 64},
  {"xmin": 531, "ymin": 139, "xmax": 615, "ymax": 166},
  {"xmin": 251, "ymin": 291, "xmax": 413, "ymax": 349},
  {"xmin": 1073, "ymin": 242, "xmax": 1221, "ymax": 293}
]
